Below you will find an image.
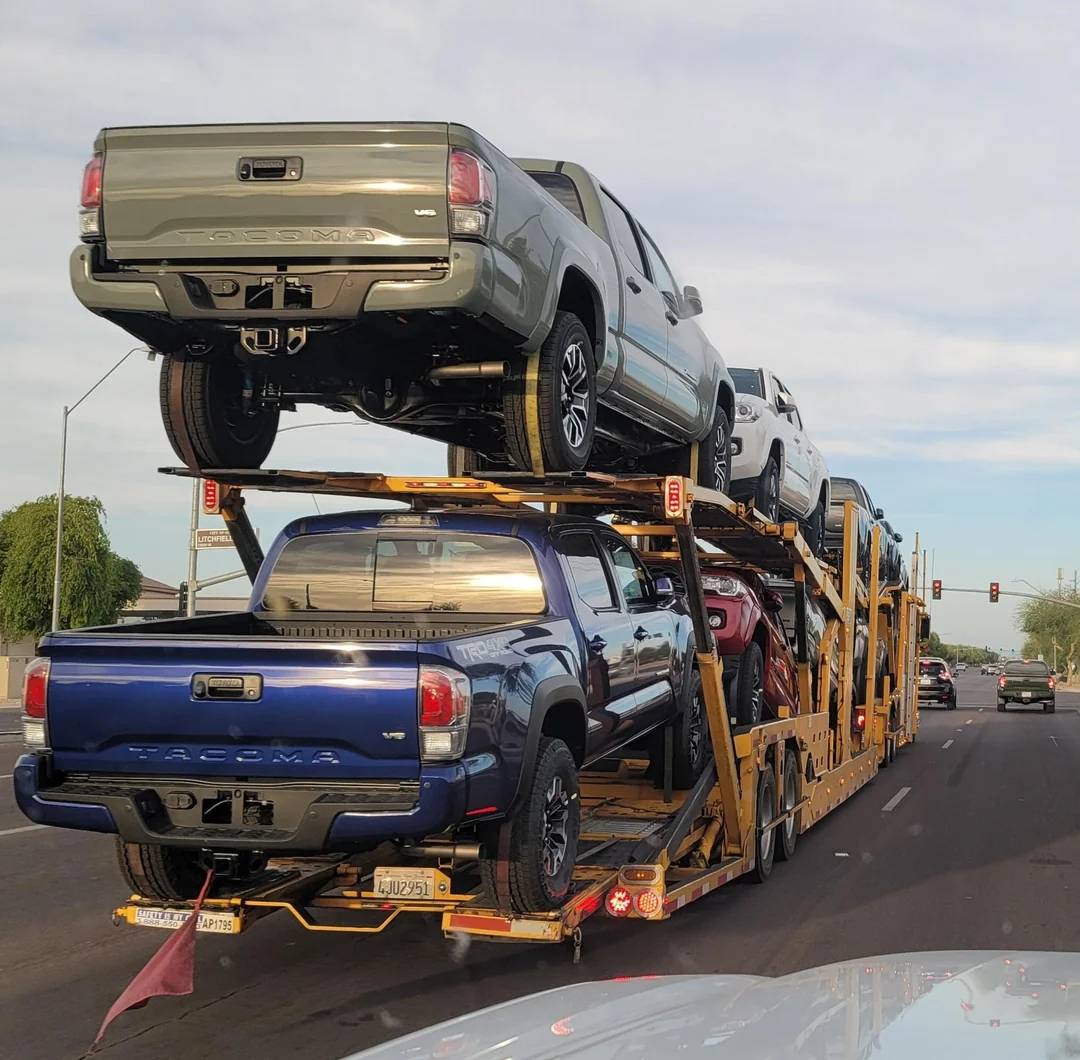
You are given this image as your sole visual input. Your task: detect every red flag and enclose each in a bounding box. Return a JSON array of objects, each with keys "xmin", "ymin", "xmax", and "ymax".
[{"xmin": 94, "ymin": 870, "xmax": 214, "ymax": 1045}]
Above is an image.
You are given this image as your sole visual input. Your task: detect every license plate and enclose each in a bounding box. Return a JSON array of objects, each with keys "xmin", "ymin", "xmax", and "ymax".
[
  {"xmin": 373, "ymin": 866, "xmax": 447, "ymax": 901},
  {"xmin": 920, "ymin": 676, "xmax": 931, "ymax": 686},
  {"xmin": 1022, "ymin": 691, "xmax": 1031, "ymax": 700},
  {"xmin": 133, "ymin": 907, "xmax": 238, "ymax": 934}
]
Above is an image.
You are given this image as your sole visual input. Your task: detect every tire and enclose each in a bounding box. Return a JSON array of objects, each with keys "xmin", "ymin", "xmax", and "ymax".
[
  {"xmin": 997, "ymin": 700, "xmax": 1006, "ymax": 712},
  {"xmin": 801, "ymin": 491, "xmax": 827, "ymax": 556},
  {"xmin": 503, "ymin": 312, "xmax": 595, "ymax": 473},
  {"xmin": 947, "ymin": 694, "xmax": 957, "ymax": 711},
  {"xmin": 749, "ymin": 760, "xmax": 777, "ymax": 883},
  {"xmin": 670, "ymin": 668, "xmax": 709, "ymax": 788},
  {"xmin": 447, "ymin": 445, "xmax": 487, "ymax": 475},
  {"xmin": 776, "ymin": 746, "xmax": 800, "ymax": 861},
  {"xmin": 478, "ymin": 737, "xmax": 580, "ymax": 913},
  {"xmin": 160, "ymin": 352, "xmax": 279, "ymax": 469},
  {"xmin": 1045, "ymin": 700, "xmax": 1056, "ymax": 714},
  {"xmin": 116, "ymin": 839, "xmax": 206, "ymax": 901},
  {"xmin": 753, "ymin": 457, "xmax": 781, "ymax": 523},
  {"xmin": 695, "ymin": 404, "xmax": 733, "ymax": 494},
  {"xmin": 735, "ymin": 640, "xmax": 766, "ymax": 727}
]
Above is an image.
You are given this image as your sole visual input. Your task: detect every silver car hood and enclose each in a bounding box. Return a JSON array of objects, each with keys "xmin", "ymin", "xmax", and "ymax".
[{"xmin": 352, "ymin": 950, "xmax": 1080, "ymax": 1058}]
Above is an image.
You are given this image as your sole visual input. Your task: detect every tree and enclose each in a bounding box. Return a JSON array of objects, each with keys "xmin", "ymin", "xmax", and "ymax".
[
  {"xmin": 0, "ymin": 495, "xmax": 143, "ymax": 637},
  {"xmin": 1018, "ymin": 589, "xmax": 1080, "ymax": 676}
]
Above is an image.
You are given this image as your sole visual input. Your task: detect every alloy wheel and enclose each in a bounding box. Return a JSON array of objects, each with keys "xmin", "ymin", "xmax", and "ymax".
[
  {"xmin": 782, "ymin": 761, "xmax": 797, "ymax": 847},
  {"xmin": 560, "ymin": 342, "xmax": 591, "ymax": 449},
  {"xmin": 759, "ymin": 778, "xmax": 775, "ymax": 864},
  {"xmin": 713, "ymin": 419, "xmax": 729, "ymax": 490},
  {"xmin": 542, "ymin": 775, "xmax": 570, "ymax": 878},
  {"xmin": 687, "ymin": 683, "xmax": 704, "ymax": 764}
]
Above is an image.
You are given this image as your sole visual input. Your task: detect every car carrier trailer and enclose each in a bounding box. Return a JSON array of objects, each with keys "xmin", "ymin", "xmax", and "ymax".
[{"xmin": 110, "ymin": 467, "xmax": 925, "ymax": 958}]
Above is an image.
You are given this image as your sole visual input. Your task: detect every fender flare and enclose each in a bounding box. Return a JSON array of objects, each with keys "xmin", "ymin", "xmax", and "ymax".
[{"xmin": 507, "ymin": 674, "xmax": 588, "ymax": 815}]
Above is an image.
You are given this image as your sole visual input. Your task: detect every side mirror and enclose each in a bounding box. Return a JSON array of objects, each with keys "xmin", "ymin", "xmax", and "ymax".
[
  {"xmin": 894, "ymin": 532, "xmax": 903, "ymax": 543},
  {"xmin": 763, "ymin": 590, "xmax": 785, "ymax": 613},
  {"xmin": 654, "ymin": 575, "xmax": 676, "ymax": 600},
  {"xmin": 775, "ymin": 397, "xmax": 796, "ymax": 415},
  {"xmin": 683, "ymin": 285, "xmax": 703, "ymax": 316},
  {"xmin": 874, "ymin": 507, "xmax": 885, "ymax": 520}
]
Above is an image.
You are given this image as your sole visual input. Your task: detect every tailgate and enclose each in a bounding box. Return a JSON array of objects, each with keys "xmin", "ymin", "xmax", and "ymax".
[
  {"xmin": 100, "ymin": 122, "xmax": 450, "ymax": 261},
  {"xmin": 45, "ymin": 637, "xmax": 420, "ymax": 781}
]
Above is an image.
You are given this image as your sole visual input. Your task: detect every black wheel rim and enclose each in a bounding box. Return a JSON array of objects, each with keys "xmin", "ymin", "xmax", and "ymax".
[
  {"xmin": 542, "ymin": 775, "xmax": 570, "ymax": 878},
  {"xmin": 687, "ymin": 683, "xmax": 704, "ymax": 764},
  {"xmin": 560, "ymin": 341, "xmax": 590, "ymax": 449},
  {"xmin": 750, "ymin": 659, "xmax": 763, "ymax": 722},
  {"xmin": 713, "ymin": 419, "xmax": 729, "ymax": 490}
]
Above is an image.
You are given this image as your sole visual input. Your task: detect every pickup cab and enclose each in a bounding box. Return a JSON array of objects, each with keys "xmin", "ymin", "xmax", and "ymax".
[
  {"xmin": 15, "ymin": 510, "xmax": 702, "ymax": 913},
  {"xmin": 71, "ymin": 123, "xmax": 735, "ymax": 485},
  {"xmin": 998, "ymin": 660, "xmax": 1056, "ymax": 712}
]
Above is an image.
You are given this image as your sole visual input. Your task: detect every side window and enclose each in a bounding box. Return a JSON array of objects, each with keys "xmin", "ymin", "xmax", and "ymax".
[
  {"xmin": 640, "ymin": 229, "xmax": 679, "ymax": 308},
  {"xmin": 601, "ymin": 536, "xmax": 651, "ymax": 606},
  {"xmin": 600, "ymin": 190, "xmax": 647, "ymax": 276},
  {"xmin": 560, "ymin": 533, "xmax": 616, "ymax": 610},
  {"xmin": 770, "ymin": 376, "xmax": 786, "ymax": 410}
]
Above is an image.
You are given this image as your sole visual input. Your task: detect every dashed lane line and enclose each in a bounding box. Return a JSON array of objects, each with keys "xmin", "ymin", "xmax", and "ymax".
[
  {"xmin": 881, "ymin": 787, "xmax": 912, "ymax": 812},
  {"xmin": 942, "ymin": 739, "xmax": 954, "ymax": 749},
  {"xmin": 0, "ymin": 825, "xmax": 45, "ymax": 839}
]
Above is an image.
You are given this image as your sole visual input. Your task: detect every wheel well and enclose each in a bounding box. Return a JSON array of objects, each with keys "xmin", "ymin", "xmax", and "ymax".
[
  {"xmin": 752, "ymin": 621, "xmax": 769, "ymax": 657},
  {"xmin": 541, "ymin": 701, "xmax": 587, "ymax": 766},
  {"xmin": 557, "ymin": 268, "xmax": 603, "ymax": 367},
  {"xmin": 769, "ymin": 439, "xmax": 784, "ymax": 475}
]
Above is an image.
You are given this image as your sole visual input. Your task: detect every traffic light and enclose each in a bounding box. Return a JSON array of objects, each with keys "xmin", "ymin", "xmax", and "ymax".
[
  {"xmin": 989, "ymin": 581, "xmax": 1000, "ymax": 603},
  {"xmin": 932, "ymin": 579, "xmax": 942, "ymax": 600},
  {"xmin": 177, "ymin": 580, "xmax": 189, "ymax": 616}
]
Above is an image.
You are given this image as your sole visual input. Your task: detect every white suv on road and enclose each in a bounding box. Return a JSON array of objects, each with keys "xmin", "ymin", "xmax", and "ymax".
[{"xmin": 728, "ymin": 367, "xmax": 831, "ymax": 553}]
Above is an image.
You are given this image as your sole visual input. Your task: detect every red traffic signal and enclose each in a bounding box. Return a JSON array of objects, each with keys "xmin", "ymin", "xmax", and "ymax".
[
  {"xmin": 201, "ymin": 479, "xmax": 221, "ymax": 516},
  {"xmin": 989, "ymin": 581, "xmax": 1000, "ymax": 603},
  {"xmin": 932, "ymin": 579, "xmax": 942, "ymax": 600}
]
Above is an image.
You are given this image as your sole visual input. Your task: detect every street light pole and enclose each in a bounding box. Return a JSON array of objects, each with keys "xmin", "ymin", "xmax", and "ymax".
[{"xmin": 50, "ymin": 346, "xmax": 147, "ymax": 631}]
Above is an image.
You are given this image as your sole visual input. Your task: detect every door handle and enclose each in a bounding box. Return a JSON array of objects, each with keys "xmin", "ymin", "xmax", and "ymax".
[
  {"xmin": 665, "ymin": 310, "xmax": 679, "ymax": 326},
  {"xmin": 626, "ymin": 276, "xmax": 641, "ymax": 294},
  {"xmin": 588, "ymin": 634, "xmax": 607, "ymax": 653},
  {"xmin": 634, "ymin": 626, "xmax": 650, "ymax": 641}
]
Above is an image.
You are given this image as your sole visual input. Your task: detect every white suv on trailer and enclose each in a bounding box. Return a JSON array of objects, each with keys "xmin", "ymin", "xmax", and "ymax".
[{"xmin": 727, "ymin": 367, "xmax": 831, "ymax": 553}]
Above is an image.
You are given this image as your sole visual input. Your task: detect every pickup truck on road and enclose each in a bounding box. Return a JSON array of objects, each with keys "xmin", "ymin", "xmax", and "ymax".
[
  {"xmin": 998, "ymin": 660, "xmax": 1056, "ymax": 712},
  {"xmin": 72, "ymin": 122, "xmax": 735, "ymax": 486},
  {"xmin": 15, "ymin": 509, "xmax": 704, "ymax": 913}
]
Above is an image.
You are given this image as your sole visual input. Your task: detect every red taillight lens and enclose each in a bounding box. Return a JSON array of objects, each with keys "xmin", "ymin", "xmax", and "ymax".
[
  {"xmin": 449, "ymin": 149, "xmax": 484, "ymax": 205},
  {"xmin": 1049, "ymin": 677, "xmax": 1056, "ymax": 690},
  {"xmin": 22, "ymin": 657, "xmax": 49, "ymax": 719},
  {"xmin": 81, "ymin": 154, "xmax": 103, "ymax": 209},
  {"xmin": 854, "ymin": 706, "xmax": 867, "ymax": 730},
  {"xmin": 998, "ymin": 675, "xmax": 1006, "ymax": 688},
  {"xmin": 420, "ymin": 668, "xmax": 460, "ymax": 726},
  {"xmin": 605, "ymin": 886, "xmax": 632, "ymax": 917},
  {"xmin": 418, "ymin": 665, "xmax": 471, "ymax": 761}
]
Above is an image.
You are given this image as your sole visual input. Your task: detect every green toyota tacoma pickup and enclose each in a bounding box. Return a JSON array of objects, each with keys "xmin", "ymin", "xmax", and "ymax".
[
  {"xmin": 997, "ymin": 660, "xmax": 1056, "ymax": 712},
  {"xmin": 71, "ymin": 122, "xmax": 735, "ymax": 482}
]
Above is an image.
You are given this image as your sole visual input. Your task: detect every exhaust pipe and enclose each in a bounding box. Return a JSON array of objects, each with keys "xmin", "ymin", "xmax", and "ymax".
[
  {"xmin": 401, "ymin": 841, "xmax": 481, "ymax": 860},
  {"xmin": 427, "ymin": 361, "xmax": 508, "ymax": 382}
]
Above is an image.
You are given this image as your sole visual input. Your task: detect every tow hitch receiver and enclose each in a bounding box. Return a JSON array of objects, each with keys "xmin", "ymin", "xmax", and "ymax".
[{"xmin": 239, "ymin": 326, "xmax": 307, "ymax": 356}]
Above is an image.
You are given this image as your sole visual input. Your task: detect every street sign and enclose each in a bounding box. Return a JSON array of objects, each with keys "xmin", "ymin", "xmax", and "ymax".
[
  {"xmin": 201, "ymin": 479, "xmax": 221, "ymax": 516},
  {"xmin": 194, "ymin": 528, "xmax": 234, "ymax": 550}
]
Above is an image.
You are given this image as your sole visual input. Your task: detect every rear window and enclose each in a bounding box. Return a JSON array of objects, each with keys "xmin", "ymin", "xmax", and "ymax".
[
  {"xmin": 831, "ymin": 479, "xmax": 860, "ymax": 502},
  {"xmin": 730, "ymin": 368, "xmax": 764, "ymax": 398},
  {"xmin": 1004, "ymin": 661, "xmax": 1050, "ymax": 675},
  {"xmin": 261, "ymin": 531, "xmax": 545, "ymax": 614},
  {"xmin": 920, "ymin": 660, "xmax": 947, "ymax": 675},
  {"xmin": 527, "ymin": 171, "xmax": 586, "ymax": 224}
]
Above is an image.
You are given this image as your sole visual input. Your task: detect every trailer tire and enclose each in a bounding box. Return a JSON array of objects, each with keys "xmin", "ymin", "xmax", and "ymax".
[
  {"xmin": 478, "ymin": 737, "xmax": 580, "ymax": 913},
  {"xmin": 735, "ymin": 641, "xmax": 765, "ymax": 727},
  {"xmin": 503, "ymin": 312, "xmax": 595, "ymax": 473},
  {"xmin": 160, "ymin": 352, "xmax": 279, "ymax": 470},
  {"xmin": 749, "ymin": 762, "xmax": 777, "ymax": 883},
  {"xmin": 116, "ymin": 839, "xmax": 206, "ymax": 901},
  {"xmin": 776, "ymin": 746, "xmax": 800, "ymax": 861}
]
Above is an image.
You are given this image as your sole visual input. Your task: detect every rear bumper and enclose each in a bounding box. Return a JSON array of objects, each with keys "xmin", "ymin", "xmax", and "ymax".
[
  {"xmin": 69, "ymin": 241, "xmax": 498, "ymax": 323},
  {"xmin": 14, "ymin": 753, "xmax": 468, "ymax": 852},
  {"xmin": 998, "ymin": 692, "xmax": 1054, "ymax": 703},
  {"xmin": 917, "ymin": 685, "xmax": 954, "ymax": 702}
]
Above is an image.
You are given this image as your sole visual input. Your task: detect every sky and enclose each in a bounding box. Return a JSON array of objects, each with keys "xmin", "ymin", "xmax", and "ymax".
[{"xmin": 3, "ymin": 0, "xmax": 1079, "ymax": 650}]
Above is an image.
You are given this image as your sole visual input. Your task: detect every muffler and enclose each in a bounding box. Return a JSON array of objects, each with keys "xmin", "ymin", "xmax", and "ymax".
[{"xmin": 427, "ymin": 361, "xmax": 508, "ymax": 382}]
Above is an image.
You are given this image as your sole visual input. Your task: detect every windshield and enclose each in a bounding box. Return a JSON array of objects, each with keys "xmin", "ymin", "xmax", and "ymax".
[
  {"xmin": 261, "ymin": 531, "xmax": 546, "ymax": 614},
  {"xmin": 729, "ymin": 367, "xmax": 764, "ymax": 397}
]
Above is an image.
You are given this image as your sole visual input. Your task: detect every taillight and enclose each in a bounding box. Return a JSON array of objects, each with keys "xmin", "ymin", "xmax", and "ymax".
[
  {"xmin": 998, "ymin": 675, "xmax": 1006, "ymax": 688},
  {"xmin": 79, "ymin": 153, "xmax": 104, "ymax": 240},
  {"xmin": 418, "ymin": 665, "xmax": 470, "ymax": 761},
  {"xmin": 448, "ymin": 148, "xmax": 496, "ymax": 237},
  {"xmin": 940, "ymin": 669, "xmax": 951, "ymax": 682},
  {"xmin": 605, "ymin": 886, "xmax": 632, "ymax": 917},
  {"xmin": 854, "ymin": 706, "xmax": 867, "ymax": 730},
  {"xmin": 21, "ymin": 657, "xmax": 50, "ymax": 750},
  {"xmin": 1049, "ymin": 677, "xmax": 1056, "ymax": 690}
]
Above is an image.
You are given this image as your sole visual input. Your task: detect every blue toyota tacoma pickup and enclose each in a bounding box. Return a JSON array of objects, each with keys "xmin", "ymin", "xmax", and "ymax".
[{"xmin": 15, "ymin": 508, "xmax": 704, "ymax": 913}]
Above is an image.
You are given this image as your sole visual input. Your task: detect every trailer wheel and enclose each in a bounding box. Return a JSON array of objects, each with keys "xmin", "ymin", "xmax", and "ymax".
[
  {"xmin": 735, "ymin": 641, "xmax": 765, "ymax": 727},
  {"xmin": 159, "ymin": 352, "xmax": 279, "ymax": 470},
  {"xmin": 479, "ymin": 737, "xmax": 580, "ymax": 913},
  {"xmin": 116, "ymin": 839, "xmax": 206, "ymax": 901},
  {"xmin": 776, "ymin": 746, "xmax": 800, "ymax": 861},
  {"xmin": 749, "ymin": 763, "xmax": 777, "ymax": 883},
  {"xmin": 503, "ymin": 311, "xmax": 595, "ymax": 473}
]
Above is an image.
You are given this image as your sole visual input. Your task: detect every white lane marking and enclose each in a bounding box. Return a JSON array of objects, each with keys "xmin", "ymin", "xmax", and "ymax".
[
  {"xmin": 0, "ymin": 824, "xmax": 45, "ymax": 838},
  {"xmin": 942, "ymin": 739, "xmax": 954, "ymax": 749},
  {"xmin": 978, "ymin": 708, "xmax": 984, "ymax": 712},
  {"xmin": 1050, "ymin": 736, "xmax": 1059, "ymax": 747},
  {"xmin": 882, "ymin": 787, "xmax": 912, "ymax": 812},
  {"xmin": 965, "ymin": 719, "xmax": 973, "ymax": 725},
  {"xmin": 0, "ymin": 773, "xmax": 12, "ymax": 779}
]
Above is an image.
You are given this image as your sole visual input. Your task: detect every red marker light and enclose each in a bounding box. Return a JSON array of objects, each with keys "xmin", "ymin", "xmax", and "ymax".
[{"xmin": 605, "ymin": 886, "xmax": 632, "ymax": 917}]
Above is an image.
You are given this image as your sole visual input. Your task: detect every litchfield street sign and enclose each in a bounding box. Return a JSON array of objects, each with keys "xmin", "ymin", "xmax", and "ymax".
[{"xmin": 194, "ymin": 528, "xmax": 235, "ymax": 550}]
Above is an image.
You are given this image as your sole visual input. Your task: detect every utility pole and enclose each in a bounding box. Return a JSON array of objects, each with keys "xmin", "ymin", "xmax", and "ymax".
[
  {"xmin": 186, "ymin": 479, "xmax": 199, "ymax": 617},
  {"xmin": 1058, "ymin": 567, "xmax": 1064, "ymax": 595}
]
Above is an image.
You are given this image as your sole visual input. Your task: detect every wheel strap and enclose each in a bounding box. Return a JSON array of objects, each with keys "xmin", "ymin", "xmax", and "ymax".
[{"xmin": 524, "ymin": 350, "xmax": 545, "ymax": 477}]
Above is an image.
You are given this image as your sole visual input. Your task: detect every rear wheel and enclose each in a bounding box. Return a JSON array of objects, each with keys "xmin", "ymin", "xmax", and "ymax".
[
  {"xmin": 116, "ymin": 840, "xmax": 206, "ymax": 901},
  {"xmin": 669, "ymin": 668, "xmax": 709, "ymax": 788},
  {"xmin": 478, "ymin": 737, "xmax": 580, "ymax": 913},
  {"xmin": 159, "ymin": 352, "xmax": 279, "ymax": 469},
  {"xmin": 801, "ymin": 491, "xmax": 827, "ymax": 556},
  {"xmin": 503, "ymin": 312, "xmax": 595, "ymax": 473},
  {"xmin": 753, "ymin": 457, "xmax": 781, "ymax": 522},
  {"xmin": 1045, "ymin": 700, "xmax": 1056, "ymax": 713},
  {"xmin": 776, "ymin": 746, "xmax": 799, "ymax": 861},
  {"xmin": 748, "ymin": 762, "xmax": 777, "ymax": 883},
  {"xmin": 695, "ymin": 404, "xmax": 733, "ymax": 494},
  {"xmin": 997, "ymin": 699, "xmax": 1006, "ymax": 712},
  {"xmin": 735, "ymin": 641, "xmax": 765, "ymax": 727}
]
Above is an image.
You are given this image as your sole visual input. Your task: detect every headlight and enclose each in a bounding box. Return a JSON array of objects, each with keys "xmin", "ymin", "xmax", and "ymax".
[
  {"xmin": 735, "ymin": 402, "xmax": 760, "ymax": 423},
  {"xmin": 701, "ymin": 574, "xmax": 747, "ymax": 597}
]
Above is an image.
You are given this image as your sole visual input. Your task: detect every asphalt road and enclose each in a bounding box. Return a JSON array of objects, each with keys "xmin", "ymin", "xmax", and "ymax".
[{"xmin": 4, "ymin": 673, "xmax": 1079, "ymax": 1059}]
